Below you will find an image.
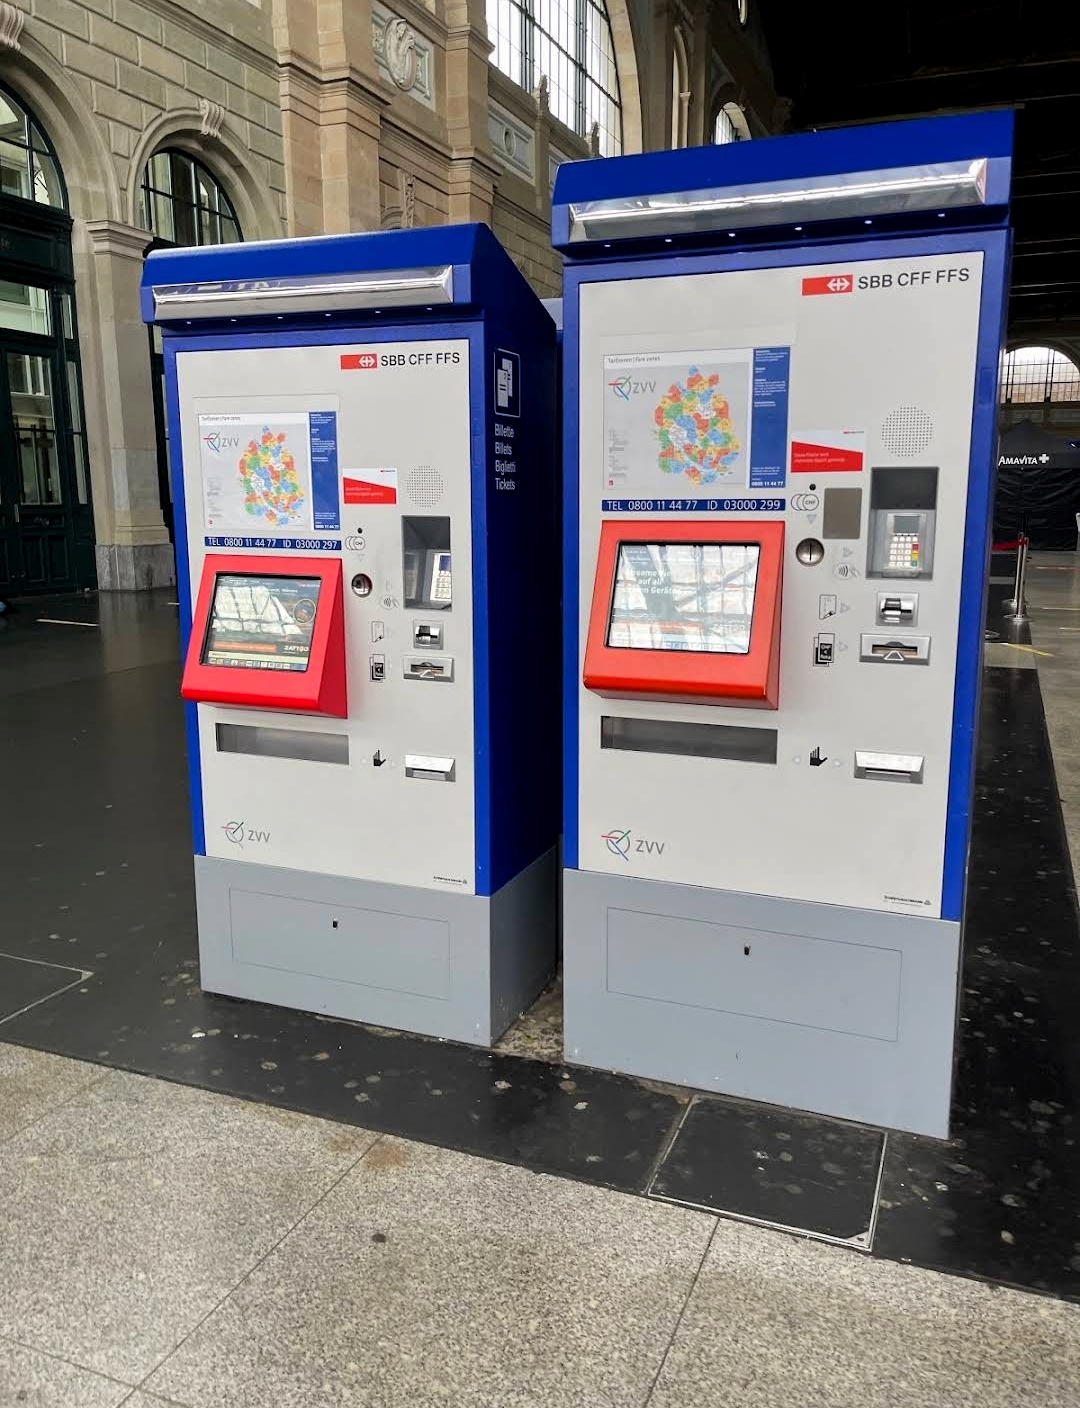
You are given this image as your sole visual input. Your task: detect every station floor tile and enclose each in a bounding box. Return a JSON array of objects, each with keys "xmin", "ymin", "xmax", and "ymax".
[
  {"xmin": 0, "ymin": 1043, "xmax": 105, "ymax": 1143},
  {"xmin": 0, "ymin": 1069, "xmax": 377, "ymax": 1384},
  {"xmin": 0, "ymin": 1338, "xmax": 131, "ymax": 1408},
  {"xmin": 650, "ymin": 1097, "xmax": 885, "ymax": 1246},
  {"xmin": 0, "ymin": 953, "xmax": 87, "ymax": 1024},
  {"xmin": 649, "ymin": 1218, "xmax": 1080, "ymax": 1408},
  {"xmin": 145, "ymin": 1135, "xmax": 715, "ymax": 1408}
]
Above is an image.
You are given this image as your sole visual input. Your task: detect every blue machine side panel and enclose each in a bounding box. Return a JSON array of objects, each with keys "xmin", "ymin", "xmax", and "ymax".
[
  {"xmin": 480, "ymin": 308, "xmax": 561, "ymax": 894},
  {"xmin": 941, "ymin": 229, "xmax": 1011, "ymax": 921}
]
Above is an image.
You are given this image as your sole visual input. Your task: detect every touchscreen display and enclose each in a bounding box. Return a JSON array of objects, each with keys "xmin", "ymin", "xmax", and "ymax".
[
  {"xmin": 202, "ymin": 574, "xmax": 322, "ymax": 672},
  {"xmin": 607, "ymin": 542, "xmax": 759, "ymax": 654}
]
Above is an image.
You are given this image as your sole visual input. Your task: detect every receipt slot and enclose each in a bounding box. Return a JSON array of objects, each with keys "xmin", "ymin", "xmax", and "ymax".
[
  {"xmin": 554, "ymin": 114, "xmax": 1013, "ymax": 1136},
  {"xmin": 143, "ymin": 225, "xmax": 559, "ymax": 1045}
]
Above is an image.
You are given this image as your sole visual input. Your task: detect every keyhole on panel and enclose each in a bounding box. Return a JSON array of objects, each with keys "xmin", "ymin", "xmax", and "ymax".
[
  {"xmin": 743, "ymin": 945, "xmax": 751, "ymax": 957},
  {"xmin": 332, "ymin": 919, "xmax": 339, "ymax": 929}
]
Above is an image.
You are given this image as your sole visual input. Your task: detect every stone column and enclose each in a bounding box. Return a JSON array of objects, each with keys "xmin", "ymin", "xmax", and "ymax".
[
  {"xmin": 689, "ymin": 0, "xmax": 709, "ymax": 147},
  {"xmin": 82, "ymin": 220, "xmax": 173, "ymax": 591},
  {"xmin": 273, "ymin": 0, "xmax": 388, "ymax": 234},
  {"xmin": 444, "ymin": 0, "xmax": 500, "ymax": 224}
]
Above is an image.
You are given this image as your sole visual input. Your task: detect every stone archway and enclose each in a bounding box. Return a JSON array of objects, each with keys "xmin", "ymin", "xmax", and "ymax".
[
  {"xmin": 128, "ymin": 111, "xmax": 285, "ymax": 244},
  {"xmin": 2, "ymin": 31, "xmax": 122, "ymax": 223}
]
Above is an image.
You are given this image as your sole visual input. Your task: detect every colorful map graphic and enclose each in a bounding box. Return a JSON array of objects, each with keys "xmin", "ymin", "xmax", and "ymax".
[
  {"xmin": 238, "ymin": 428, "xmax": 305, "ymax": 527},
  {"xmin": 654, "ymin": 367, "xmax": 742, "ymax": 485}
]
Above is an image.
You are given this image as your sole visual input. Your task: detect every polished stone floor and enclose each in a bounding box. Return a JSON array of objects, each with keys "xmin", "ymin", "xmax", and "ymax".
[
  {"xmin": 2, "ymin": 1042, "xmax": 1079, "ymax": 1408},
  {"xmin": 2, "ymin": 574, "xmax": 1080, "ymax": 1334}
]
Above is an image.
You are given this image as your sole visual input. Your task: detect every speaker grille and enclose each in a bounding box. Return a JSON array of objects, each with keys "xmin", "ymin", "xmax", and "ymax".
[
  {"xmin": 881, "ymin": 407, "xmax": 933, "ymax": 457},
  {"xmin": 406, "ymin": 466, "xmax": 445, "ymax": 508}
]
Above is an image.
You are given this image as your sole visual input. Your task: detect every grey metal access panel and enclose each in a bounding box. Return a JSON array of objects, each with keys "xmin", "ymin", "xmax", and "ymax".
[{"xmin": 563, "ymin": 868, "xmax": 961, "ymax": 1137}]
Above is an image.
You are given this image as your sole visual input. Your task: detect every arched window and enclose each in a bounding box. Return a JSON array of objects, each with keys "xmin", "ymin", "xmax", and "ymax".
[
  {"xmin": 670, "ymin": 29, "xmax": 689, "ymax": 149},
  {"xmin": 714, "ymin": 102, "xmax": 750, "ymax": 145},
  {"xmin": 486, "ymin": 0, "xmax": 622, "ymax": 156},
  {"xmin": 1000, "ymin": 346, "xmax": 1080, "ymax": 405},
  {"xmin": 0, "ymin": 86, "xmax": 65, "ymax": 208},
  {"xmin": 138, "ymin": 150, "xmax": 241, "ymax": 247}
]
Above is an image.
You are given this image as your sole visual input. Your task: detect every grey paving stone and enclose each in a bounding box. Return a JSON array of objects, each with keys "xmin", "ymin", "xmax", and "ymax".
[
  {"xmin": 0, "ymin": 1069, "xmax": 377, "ymax": 1384},
  {"xmin": 650, "ymin": 1218, "xmax": 1080, "ymax": 1408},
  {"xmin": 147, "ymin": 1135, "xmax": 715, "ymax": 1408},
  {"xmin": 0, "ymin": 1043, "xmax": 105, "ymax": 1143},
  {"xmin": 0, "ymin": 1336, "xmax": 130, "ymax": 1407}
]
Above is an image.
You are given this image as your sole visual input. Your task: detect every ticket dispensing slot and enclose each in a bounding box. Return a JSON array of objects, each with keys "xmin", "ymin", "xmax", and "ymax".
[
  {"xmin": 182, "ymin": 554, "xmax": 347, "ymax": 717},
  {"xmin": 583, "ymin": 520, "xmax": 785, "ymax": 707},
  {"xmin": 867, "ymin": 467, "xmax": 938, "ymax": 579},
  {"xmin": 860, "ymin": 632, "xmax": 931, "ymax": 664},
  {"xmin": 854, "ymin": 751, "xmax": 925, "ymax": 784}
]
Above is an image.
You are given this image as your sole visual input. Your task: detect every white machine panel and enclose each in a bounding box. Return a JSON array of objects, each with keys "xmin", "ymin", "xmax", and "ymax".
[
  {"xmin": 577, "ymin": 249, "xmax": 984, "ymax": 917},
  {"xmin": 177, "ymin": 339, "xmax": 476, "ymax": 893}
]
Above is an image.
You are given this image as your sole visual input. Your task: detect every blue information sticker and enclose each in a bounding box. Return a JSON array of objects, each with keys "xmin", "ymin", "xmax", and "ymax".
[
  {"xmin": 309, "ymin": 412, "xmax": 340, "ymax": 532},
  {"xmin": 601, "ymin": 499, "xmax": 785, "ymax": 514},
  {"xmin": 204, "ymin": 536, "xmax": 343, "ymax": 551},
  {"xmin": 749, "ymin": 347, "xmax": 790, "ymax": 491}
]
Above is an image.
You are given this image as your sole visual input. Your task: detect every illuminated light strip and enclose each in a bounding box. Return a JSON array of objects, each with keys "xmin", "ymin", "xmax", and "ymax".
[
  {"xmin": 567, "ymin": 159, "xmax": 989, "ymax": 242},
  {"xmin": 36, "ymin": 618, "xmax": 99, "ymax": 627},
  {"xmin": 152, "ymin": 266, "xmax": 455, "ymax": 320}
]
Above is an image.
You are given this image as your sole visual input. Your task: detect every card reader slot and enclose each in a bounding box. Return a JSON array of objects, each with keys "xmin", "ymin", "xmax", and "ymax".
[
  {"xmin": 601, "ymin": 716, "xmax": 777, "ymax": 764},
  {"xmin": 215, "ymin": 722, "xmax": 350, "ymax": 766}
]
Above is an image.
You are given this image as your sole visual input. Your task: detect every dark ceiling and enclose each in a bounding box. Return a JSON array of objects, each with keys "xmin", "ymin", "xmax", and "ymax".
[{"xmin": 757, "ymin": 1, "xmax": 1080, "ymax": 342}]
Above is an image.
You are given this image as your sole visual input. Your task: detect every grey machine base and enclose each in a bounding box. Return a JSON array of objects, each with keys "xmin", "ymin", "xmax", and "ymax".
[
  {"xmin": 195, "ymin": 848, "xmax": 557, "ymax": 1046},
  {"xmin": 563, "ymin": 868, "xmax": 961, "ymax": 1138}
]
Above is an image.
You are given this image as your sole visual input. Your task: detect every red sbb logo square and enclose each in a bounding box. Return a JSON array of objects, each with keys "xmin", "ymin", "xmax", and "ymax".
[
  {"xmin": 802, "ymin": 274, "xmax": 853, "ymax": 296},
  {"xmin": 340, "ymin": 352, "xmax": 379, "ymax": 370}
]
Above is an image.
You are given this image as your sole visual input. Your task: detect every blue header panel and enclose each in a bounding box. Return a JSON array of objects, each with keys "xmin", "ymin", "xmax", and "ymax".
[
  {"xmin": 553, "ymin": 112, "xmax": 1013, "ymax": 257},
  {"xmin": 141, "ymin": 223, "xmax": 529, "ymax": 327}
]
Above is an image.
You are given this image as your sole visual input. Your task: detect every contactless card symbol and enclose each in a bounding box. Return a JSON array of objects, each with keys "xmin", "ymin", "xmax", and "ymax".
[{"xmin": 602, "ymin": 828, "xmax": 632, "ymax": 861}]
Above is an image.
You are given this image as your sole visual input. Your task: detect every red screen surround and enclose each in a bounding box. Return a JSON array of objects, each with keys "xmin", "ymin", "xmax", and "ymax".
[
  {"xmin": 583, "ymin": 519, "xmax": 784, "ymax": 709},
  {"xmin": 182, "ymin": 554, "xmax": 347, "ymax": 717}
]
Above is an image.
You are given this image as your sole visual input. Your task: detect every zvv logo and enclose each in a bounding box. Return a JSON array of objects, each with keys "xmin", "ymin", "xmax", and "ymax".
[
  {"xmin": 601, "ymin": 828, "xmax": 665, "ymax": 861},
  {"xmin": 223, "ymin": 821, "xmax": 270, "ymax": 847}
]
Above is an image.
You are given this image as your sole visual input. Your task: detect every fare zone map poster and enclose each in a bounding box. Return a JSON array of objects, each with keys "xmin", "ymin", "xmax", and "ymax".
[
  {"xmin": 604, "ymin": 352, "xmax": 752, "ymax": 496},
  {"xmin": 199, "ymin": 411, "xmax": 340, "ymax": 535},
  {"xmin": 603, "ymin": 347, "xmax": 790, "ymax": 497}
]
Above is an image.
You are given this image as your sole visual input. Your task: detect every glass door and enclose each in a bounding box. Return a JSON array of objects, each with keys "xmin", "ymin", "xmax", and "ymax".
[{"xmin": 0, "ymin": 282, "xmax": 92, "ymax": 595}]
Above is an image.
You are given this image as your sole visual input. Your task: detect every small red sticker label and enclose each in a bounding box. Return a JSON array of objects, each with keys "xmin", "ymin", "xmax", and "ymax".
[
  {"xmin": 340, "ymin": 352, "xmax": 379, "ymax": 370},
  {"xmin": 802, "ymin": 274, "xmax": 854, "ymax": 296}
]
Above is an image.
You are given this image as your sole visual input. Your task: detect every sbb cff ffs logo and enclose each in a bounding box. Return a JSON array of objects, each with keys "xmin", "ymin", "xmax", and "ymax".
[{"xmin": 340, "ymin": 350, "xmax": 463, "ymax": 370}]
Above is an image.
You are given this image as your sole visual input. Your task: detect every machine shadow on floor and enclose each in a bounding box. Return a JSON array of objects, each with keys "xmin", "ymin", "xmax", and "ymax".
[{"xmin": 1, "ymin": 593, "xmax": 1078, "ymax": 1302}]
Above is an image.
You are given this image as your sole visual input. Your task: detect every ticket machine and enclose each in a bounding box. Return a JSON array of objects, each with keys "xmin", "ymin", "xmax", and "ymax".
[
  {"xmin": 143, "ymin": 225, "xmax": 558, "ymax": 1045},
  {"xmin": 554, "ymin": 114, "xmax": 1012, "ymax": 1136}
]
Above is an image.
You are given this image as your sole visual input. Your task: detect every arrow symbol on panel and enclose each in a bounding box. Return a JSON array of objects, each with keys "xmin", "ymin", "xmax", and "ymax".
[{"xmin": 828, "ymin": 276, "xmax": 851, "ymax": 292}]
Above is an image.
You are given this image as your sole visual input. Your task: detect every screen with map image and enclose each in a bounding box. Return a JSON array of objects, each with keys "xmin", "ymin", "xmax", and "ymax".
[
  {"xmin": 202, "ymin": 574, "xmax": 322, "ymax": 671},
  {"xmin": 606, "ymin": 542, "xmax": 759, "ymax": 653}
]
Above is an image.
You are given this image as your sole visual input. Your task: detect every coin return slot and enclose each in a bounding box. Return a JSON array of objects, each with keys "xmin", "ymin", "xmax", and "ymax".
[
  {"xmin": 860, "ymin": 632, "xmax": 930, "ymax": 665},
  {"xmin": 403, "ymin": 655, "xmax": 454, "ymax": 681}
]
